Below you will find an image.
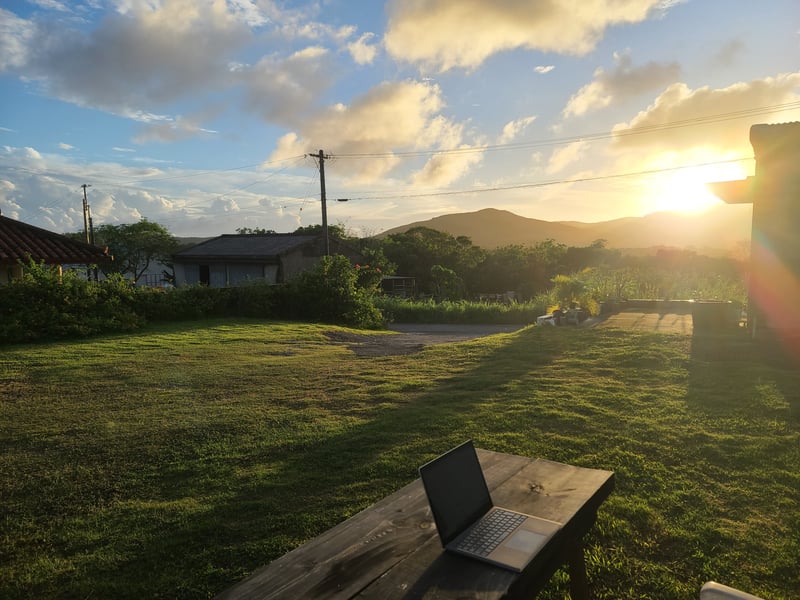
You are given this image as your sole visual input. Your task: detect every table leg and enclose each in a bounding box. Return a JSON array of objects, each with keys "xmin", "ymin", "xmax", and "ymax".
[{"xmin": 568, "ymin": 542, "xmax": 590, "ymax": 600}]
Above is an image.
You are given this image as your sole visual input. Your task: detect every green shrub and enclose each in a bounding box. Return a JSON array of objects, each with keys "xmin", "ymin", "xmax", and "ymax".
[
  {"xmin": 274, "ymin": 255, "xmax": 384, "ymax": 328},
  {"xmin": 0, "ymin": 263, "xmax": 143, "ymax": 343}
]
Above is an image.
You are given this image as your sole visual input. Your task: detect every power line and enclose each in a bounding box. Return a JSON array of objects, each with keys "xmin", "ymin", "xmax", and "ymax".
[
  {"xmin": 339, "ymin": 156, "xmax": 754, "ymax": 202},
  {"xmin": 329, "ymin": 101, "xmax": 800, "ymax": 159}
]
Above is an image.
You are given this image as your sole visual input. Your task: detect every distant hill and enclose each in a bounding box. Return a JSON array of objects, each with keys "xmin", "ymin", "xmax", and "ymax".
[{"xmin": 377, "ymin": 206, "xmax": 753, "ymax": 255}]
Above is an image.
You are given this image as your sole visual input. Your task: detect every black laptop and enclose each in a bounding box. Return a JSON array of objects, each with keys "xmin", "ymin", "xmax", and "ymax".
[{"xmin": 419, "ymin": 440, "xmax": 561, "ymax": 572}]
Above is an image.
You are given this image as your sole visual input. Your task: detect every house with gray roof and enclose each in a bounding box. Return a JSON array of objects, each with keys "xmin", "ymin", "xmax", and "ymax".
[{"xmin": 172, "ymin": 233, "xmax": 364, "ymax": 287}]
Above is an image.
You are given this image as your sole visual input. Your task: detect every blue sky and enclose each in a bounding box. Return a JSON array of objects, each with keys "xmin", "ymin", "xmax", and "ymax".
[{"xmin": 1, "ymin": 0, "xmax": 798, "ymax": 238}]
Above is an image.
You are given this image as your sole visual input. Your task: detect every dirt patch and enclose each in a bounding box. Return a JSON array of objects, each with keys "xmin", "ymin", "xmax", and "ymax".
[{"xmin": 325, "ymin": 324, "xmax": 526, "ymax": 357}]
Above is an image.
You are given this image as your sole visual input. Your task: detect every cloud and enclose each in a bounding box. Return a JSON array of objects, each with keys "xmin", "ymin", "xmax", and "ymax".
[
  {"xmin": 710, "ymin": 39, "xmax": 745, "ymax": 69},
  {"xmin": 384, "ymin": 0, "xmax": 671, "ymax": 72},
  {"xmin": 534, "ymin": 65, "xmax": 555, "ymax": 74},
  {"xmin": 563, "ymin": 50, "xmax": 680, "ymax": 118},
  {"xmin": 269, "ymin": 80, "xmax": 472, "ymax": 183},
  {"xmin": 612, "ymin": 72, "xmax": 800, "ymax": 153},
  {"xmin": 241, "ymin": 46, "xmax": 334, "ymax": 126},
  {"xmin": 546, "ymin": 141, "xmax": 590, "ymax": 174},
  {"xmin": 0, "ymin": 8, "xmax": 35, "ymax": 70},
  {"xmin": 412, "ymin": 148, "xmax": 483, "ymax": 187},
  {"xmin": 347, "ymin": 32, "xmax": 378, "ymax": 65},
  {"xmin": 134, "ymin": 105, "xmax": 223, "ymax": 143},
  {"xmin": 4, "ymin": 1, "xmax": 248, "ymax": 119},
  {"xmin": 58, "ymin": 142, "xmax": 74, "ymax": 150},
  {"xmin": 498, "ymin": 116, "xmax": 537, "ymax": 144},
  {"xmin": 1, "ymin": 2, "xmax": 375, "ymax": 143}
]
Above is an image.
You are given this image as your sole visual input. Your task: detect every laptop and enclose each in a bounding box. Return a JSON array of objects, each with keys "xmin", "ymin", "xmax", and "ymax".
[{"xmin": 419, "ymin": 440, "xmax": 561, "ymax": 572}]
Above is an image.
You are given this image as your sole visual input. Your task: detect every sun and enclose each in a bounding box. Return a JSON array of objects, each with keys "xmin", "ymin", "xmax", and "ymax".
[{"xmin": 645, "ymin": 159, "xmax": 750, "ymax": 216}]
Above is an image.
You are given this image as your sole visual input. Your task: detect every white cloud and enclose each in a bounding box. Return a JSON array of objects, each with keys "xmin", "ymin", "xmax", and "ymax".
[
  {"xmin": 498, "ymin": 116, "xmax": 537, "ymax": 144},
  {"xmin": 347, "ymin": 32, "xmax": 378, "ymax": 65},
  {"xmin": 412, "ymin": 148, "xmax": 483, "ymax": 187},
  {"xmin": 25, "ymin": 147, "xmax": 43, "ymax": 160},
  {"xmin": 546, "ymin": 141, "xmax": 589, "ymax": 174},
  {"xmin": 534, "ymin": 65, "xmax": 555, "ymax": 74},
  {"xmin": 0, "ymin": 8, "xmax": 35, "ymax": 70},
  {"xmin": 612, "ymin": 72, "xmax": 800, "ymax": 153},
  {"xmin": 269, "ymin": 80, "xmax": 470, "ymax": 183},
  {"xmin": 563, "ymin": 50, "xmax": 680, "ymax": 118},
  {"xmin": 385, "ymin": 0, "xmax": 671, "ymax": 72},
  {"xmin": 58, "ymin": 142, "xmax": 74, "ymax": 150}
]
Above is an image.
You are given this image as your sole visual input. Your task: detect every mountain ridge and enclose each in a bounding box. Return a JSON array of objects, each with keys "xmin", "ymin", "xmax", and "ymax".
[{"xmin": 377, "ymin": 206, "xmax": 752, "ymax": 255}]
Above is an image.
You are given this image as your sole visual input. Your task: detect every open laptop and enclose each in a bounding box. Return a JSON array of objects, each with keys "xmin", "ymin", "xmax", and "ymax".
[{"xmin": 419, "ymin": 440, "xmax": 561, "ymax": 572}]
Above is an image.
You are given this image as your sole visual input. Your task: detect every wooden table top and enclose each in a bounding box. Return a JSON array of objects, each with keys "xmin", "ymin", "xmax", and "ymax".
[{"xmin": 215, "ymin": 449, "xmax": 615, "ymax": 600}]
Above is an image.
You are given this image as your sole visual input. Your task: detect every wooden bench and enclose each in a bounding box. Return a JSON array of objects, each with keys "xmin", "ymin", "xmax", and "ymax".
[{"xmin": 215, "ymin": 449, "xmax": 615, "ymax": 599}]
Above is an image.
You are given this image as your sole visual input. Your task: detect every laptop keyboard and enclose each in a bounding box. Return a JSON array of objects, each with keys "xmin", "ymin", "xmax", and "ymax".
[{"xmin": 454, "ymin": 509, "xmax": 527, "ymax": 557}]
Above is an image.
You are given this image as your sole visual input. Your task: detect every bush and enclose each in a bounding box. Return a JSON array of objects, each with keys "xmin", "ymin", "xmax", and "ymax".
[
  {"xmin": 274, "ymin": 255, "xmax": 384, "ymax": 328},
  {"xmin": 0, "ymin": 263, "xmax": 143, "ymax": 343}
]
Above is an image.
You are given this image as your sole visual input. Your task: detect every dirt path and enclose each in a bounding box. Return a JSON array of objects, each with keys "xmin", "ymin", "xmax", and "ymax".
[{"xmin": 326, "ymin": 324, "xmax": 526, "ymax": 356}]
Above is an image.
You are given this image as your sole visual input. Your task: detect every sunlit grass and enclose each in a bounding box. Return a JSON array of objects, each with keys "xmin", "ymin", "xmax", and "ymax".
[{"xmin": 1, "ymin": 319, "xmax": 798, "ymax": 599}]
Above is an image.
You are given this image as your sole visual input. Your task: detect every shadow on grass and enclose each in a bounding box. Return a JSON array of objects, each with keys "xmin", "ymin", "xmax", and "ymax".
[{"xmin": 46, "ymin": 327, "xmax": 570, "ymax": 599}]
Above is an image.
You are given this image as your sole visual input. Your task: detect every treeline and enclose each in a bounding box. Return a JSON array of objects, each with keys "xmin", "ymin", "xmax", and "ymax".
[
  {"xmin": 358, "ymin": 226, "xmax": 746, "ymax": 307},
  {"xmin": 2, "ymin": 221, "xmax": 746, "ymax": 344}
]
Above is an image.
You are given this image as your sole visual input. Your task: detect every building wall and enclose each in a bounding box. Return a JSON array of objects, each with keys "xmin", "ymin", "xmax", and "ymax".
[
  {"xmin": 174, "ymin": 262, "xmax": 279, "ymax": 287},
  {"xmin": 748, "ymin": 123, "xmax": 800, "ymax": 343}
]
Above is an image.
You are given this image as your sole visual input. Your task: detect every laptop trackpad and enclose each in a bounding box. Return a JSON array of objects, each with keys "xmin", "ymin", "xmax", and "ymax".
[{"xmin": 505, "ymin": 529, "xmax": 547, "ymax": 553}]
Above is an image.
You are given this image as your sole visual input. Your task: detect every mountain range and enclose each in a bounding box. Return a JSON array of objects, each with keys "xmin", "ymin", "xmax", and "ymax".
[{"xmin": 377, "ymin": 205, "xmax": 753, "ymax": 255}]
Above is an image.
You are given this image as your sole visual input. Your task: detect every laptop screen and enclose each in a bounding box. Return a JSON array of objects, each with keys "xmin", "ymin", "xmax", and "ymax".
[{"xmin": 419, "ymin": 440, "xmax": 493, "ymax": 545}]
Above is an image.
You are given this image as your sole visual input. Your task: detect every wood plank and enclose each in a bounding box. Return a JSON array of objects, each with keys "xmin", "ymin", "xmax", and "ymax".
[
  {"xmin": 359, "ymin": 455, "xmax": 614, "ymax": 599},
  {"xmin": 215, "ymin": 451, "xmax": 614, "ymax": 600}
]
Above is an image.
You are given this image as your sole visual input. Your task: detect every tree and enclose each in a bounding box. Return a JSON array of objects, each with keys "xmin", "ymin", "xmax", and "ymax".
[
  {"xmin": 236, "ymin": 227, "xmax": 276, "ymax": 235},
  {"xmin": 381, "ymin": 227, "xmax": 485, "ymax": 295},
  {"xmin": 93, "ymin": 220, "xmax": 179, "ymax": 283},
  {"xmin": 292, "ymin": 223, "xmax": 350, "ymax": 240},
  {"xmin": 430, "ymin": 265, "xmax": 464, "ymax": 301}
]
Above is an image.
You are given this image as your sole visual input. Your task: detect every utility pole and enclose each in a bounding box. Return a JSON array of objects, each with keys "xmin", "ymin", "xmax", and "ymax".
[
  {"xmin": 81, "ymin": 184, "xmax": 91, "ymax": 243},
  {"xmin": 308, "ymin": 150, "xmax": 330, "ymax": 256}
]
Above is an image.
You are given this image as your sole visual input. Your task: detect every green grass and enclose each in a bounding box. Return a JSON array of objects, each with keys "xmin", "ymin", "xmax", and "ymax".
[{"xmin": 1, "ymin": 319, "xmax": 798, "ymax": 599}]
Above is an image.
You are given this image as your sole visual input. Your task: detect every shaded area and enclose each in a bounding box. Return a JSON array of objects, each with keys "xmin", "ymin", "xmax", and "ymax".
[
  {"xmin": 595, "ymin": 310, "xmax": 694, "ymax": 334},
  {"xmin": 326, "ymin": 324, "xmax": 526, "ymax": 356}
]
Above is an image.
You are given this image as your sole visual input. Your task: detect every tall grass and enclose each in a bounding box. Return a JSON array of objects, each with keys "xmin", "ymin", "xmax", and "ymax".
[
  {"xmin": 1, "ymin": 319, "xmax": 798, "ymax": 599},
  {"xmin": 375, "ymin": 296, "xmax": 551, "ymax": 324}
]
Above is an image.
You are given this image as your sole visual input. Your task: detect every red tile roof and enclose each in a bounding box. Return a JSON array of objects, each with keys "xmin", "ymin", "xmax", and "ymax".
[{"xmin": 0, "ymin": 213, "xmax": 111, "ymax": 266}]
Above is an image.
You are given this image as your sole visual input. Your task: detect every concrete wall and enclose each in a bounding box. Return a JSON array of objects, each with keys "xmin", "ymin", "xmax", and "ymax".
[{"xmin": 748, "ymin": 123, "xmax": 800, "ymax": 344}]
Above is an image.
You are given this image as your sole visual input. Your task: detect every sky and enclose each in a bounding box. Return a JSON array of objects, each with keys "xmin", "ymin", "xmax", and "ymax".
[{"xmin": 1, "ymin": 0, "xmax": 798, "ymax": 239}]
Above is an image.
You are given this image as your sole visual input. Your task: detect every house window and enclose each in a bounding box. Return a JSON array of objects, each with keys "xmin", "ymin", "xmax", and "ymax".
[{"xmin": 199, "ymin": 264, "xmax": 210, "ymax": 285}]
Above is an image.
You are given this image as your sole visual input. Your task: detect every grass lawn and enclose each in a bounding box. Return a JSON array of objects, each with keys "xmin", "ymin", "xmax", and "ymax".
[{"xmin": 1, "ymin": 319, "xmax": 799, "ymax": 599}]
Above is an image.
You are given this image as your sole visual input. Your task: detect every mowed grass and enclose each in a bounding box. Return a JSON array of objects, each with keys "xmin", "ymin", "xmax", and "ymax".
[{"xmin": 1, "ymin": 319, "xmax": 799, "ymax": 599}]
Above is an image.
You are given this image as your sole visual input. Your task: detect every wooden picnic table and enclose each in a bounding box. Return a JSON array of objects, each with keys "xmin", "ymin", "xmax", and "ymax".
[{"xmin": 215, "ymin": 449, "xmax": 615, "ymax": 600}]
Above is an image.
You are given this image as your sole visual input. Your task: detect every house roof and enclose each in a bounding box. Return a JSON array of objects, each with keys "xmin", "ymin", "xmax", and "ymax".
[
  {"xmin": 0, "ymin": 212, "xmax": 111, "ymax": 266},
  {"xmin": 706, "ymin": 177, "xmax": 757, "ymax": 205},
  {"xmin": 173, "ymin": 234, "xmax": 320, "ymax": 261}
]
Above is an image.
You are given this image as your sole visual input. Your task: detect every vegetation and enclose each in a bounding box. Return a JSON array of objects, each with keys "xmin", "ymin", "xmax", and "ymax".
[
  {"xmin": 69, "ymin": 219, "xmax": 180, "ymax": 284},
  {"xmin": 0, "ymin": 256, "xmax": 383, "ymax": 343},
  {"xmin": 1, "ymin": 321, "xmax": 797, "ymax": 599},
  {"xmin": 4, "ymin": 218, "xmax": 746, "ymax": 344}
]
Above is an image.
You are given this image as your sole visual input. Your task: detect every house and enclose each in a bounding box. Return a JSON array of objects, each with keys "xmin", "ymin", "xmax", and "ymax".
[
  {"xmin": 0, "ymin": 211, "xmax": 111, "ymax": 284},
  {"xmin": 172, "ymin": 233, "xmax": 364, "ymax": 287},
  {"xmin": 708, "ymin": 122, "xmax": 800, "ymax": 350}
]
